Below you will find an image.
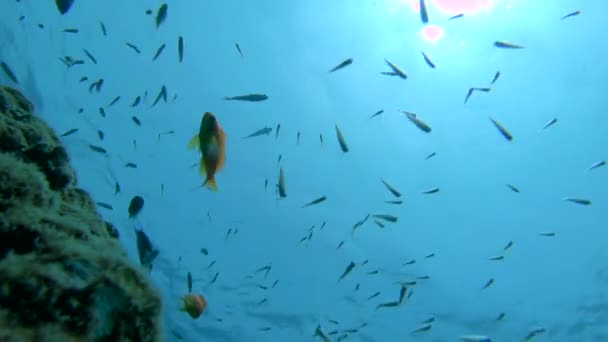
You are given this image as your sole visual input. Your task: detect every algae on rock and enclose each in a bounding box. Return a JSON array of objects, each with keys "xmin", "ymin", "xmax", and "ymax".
[{"xmin": 0, "ymin": 86, "xmax": 162, "ymax": 341}]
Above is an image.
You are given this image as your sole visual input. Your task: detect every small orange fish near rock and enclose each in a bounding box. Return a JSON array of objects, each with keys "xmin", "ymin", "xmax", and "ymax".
[{"xmin": 180, "ymin": 293, "xmax": 207, "ymax": 319}]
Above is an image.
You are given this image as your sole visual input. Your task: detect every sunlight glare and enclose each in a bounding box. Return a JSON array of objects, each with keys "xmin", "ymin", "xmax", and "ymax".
[
  {"xmin": 421, "ymin": 25, "xmax": 444, "ymax": 42},
  {"xmin": 432, "ymin": 0, "xmax": 492, "ymax": 14}
]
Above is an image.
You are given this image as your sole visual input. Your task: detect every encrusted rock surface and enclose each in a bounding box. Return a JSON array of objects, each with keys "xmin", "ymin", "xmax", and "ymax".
[{"xmin": 0, "ymin": 86, "xmax": 162, "ymax": 341}]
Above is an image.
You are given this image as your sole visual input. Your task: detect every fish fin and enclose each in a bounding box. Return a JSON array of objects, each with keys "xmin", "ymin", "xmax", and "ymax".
[
  {"xmin": 187, "ymin": 134, "xmax": 199, "ymax": 150},
  {"xmin": 204, "ymin": 177, "xmax": 218, "ymax": 192}
]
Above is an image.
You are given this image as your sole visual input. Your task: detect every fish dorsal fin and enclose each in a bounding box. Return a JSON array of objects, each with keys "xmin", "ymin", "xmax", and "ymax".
[{"xmin": 187, "ymin": 134, "xmax": 200, "ymax": 150}]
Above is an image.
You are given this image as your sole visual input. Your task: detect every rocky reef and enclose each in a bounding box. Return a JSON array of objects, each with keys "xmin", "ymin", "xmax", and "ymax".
[{"xmin": 0, "ymin": 86, "xmax": 162, "ymax": 341}]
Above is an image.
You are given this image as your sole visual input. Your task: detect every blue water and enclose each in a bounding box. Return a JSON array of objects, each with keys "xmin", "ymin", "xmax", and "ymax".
[{"xmin": 1, "ymin": 0, "xmax": 606, "ymax": 341}]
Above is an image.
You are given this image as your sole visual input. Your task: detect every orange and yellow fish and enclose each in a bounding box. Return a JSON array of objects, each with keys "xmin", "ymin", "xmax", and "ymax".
[
  {"xmin": 180, "ymin": 293, "xmax": 207, "ymax": 319},
  {"xmin": 187, "ymin": 112, "xmax": 226, "ymax": 191}
]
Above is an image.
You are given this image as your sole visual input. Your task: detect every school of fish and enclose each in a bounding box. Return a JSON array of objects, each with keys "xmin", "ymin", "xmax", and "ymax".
[{"xmin": 0, "ymin": 0, "xmax": 602, "ymax": 341}]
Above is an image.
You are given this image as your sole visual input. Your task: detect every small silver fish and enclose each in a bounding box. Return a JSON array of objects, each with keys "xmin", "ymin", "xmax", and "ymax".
[
  {"xmin": 156, "ymin": 3, "xmax": 168, "ymax": 28},
  {"xmin": 381, "ymin": 179, "xmax": 401, "ymax": 197},
  {"xmin": 506, "ymin": 184, "xmax": 520, "ymax": 193},
  {"xmin": 178, "ymin": 36, "xmax": 184, "ymax": 63},
  {"xmin": 302, "ymin": 195, "xmax": 326, "ymax": 208},
  {"xmin": 489, "ymin": 117, "xmax": 513, "ymax": 141},
  {"xmin": 329, "ymin": 58, "xmax": 353, "ymax": 73},
  {"xmin": 369, "ymin": 109, "xmax": 384, "ymax": 119},
  {"xmin": 491, "ymin": 71, "xmax": 501, "ymax": 84},
  {"xmin": 562, "ymin": 197, "xmax": 592, "ymax": 205},
  {"xmin": 448, "ymin": 13, "xmax": 464, "ymax": 20},
  {"xmin": 243, "ymin": 126, "xmax": 272, "ymax": 139},
  {"xmin": 83, "ymin": 49, "xmax": 97, "ymax": 64},
  {"xmin": 419, "ymin": 0, "xmax": 429, "ymax": 24},
  {"xmin": 384, "ymin": 59, "xmax": 407, "ymax": 79},
  {"xmin": 1, "ymin": 62, "xmax": 19, "ymax": 84},
  {"xmin": 494, "ymin": 41, "xmax": 524, "ymax": 49},
  {"xmin": 481, "ymin": 278, "xmax": 494, "ymax": 290},
  {"xmin": 540, "ymin": 118, "xmax": 558, "ymax": 131},
  {"xmin": 335, "ymin": 125, "xmax": 349, "ymax": 152},
  {"xmin": 372, "ymin": 214, "xmax": 398, "ymax": 223},
  {"xmin": 561, "ymin": 10, "xmax": 581, "ymax": 20},
  {"xmin": 224, "ymin": 94, "xmax": 268, "ymax": 102},
  {"xmin": 585, "ymin": 160, "xmax": 605, "ymax": 172},
  {"xmin": 411, "ymin": 324, "xmax": 432, "ymax": 333},
  {"xmin": 152, "ymin": 44, "xmax": 166, "ymax": 61},
  {"xmin": 401, "ymin": 111, "xmax": 432, "ymax": 133},
  {"xmin": 421, "ymin": 51, "xmax": 435, "ymax": 68},
  {"xmin": 421, "ymin": 187, "xmax": 439, "ymax": 194}
]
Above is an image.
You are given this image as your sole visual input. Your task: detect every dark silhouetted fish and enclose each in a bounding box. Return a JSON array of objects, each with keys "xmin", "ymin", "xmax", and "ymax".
[
  {"xmin": 491, "ymin": 71, "xmax": 501, "ymax": 84},
  {"xmin": 224, "ymin": 94, "xmax": 268, "ymax": 102},
  {"xmin": 383, "ymin": 59, "xmax": 407, "ymax": 79},
  {"xmin": 83, "ymin": 49, "xmax": 97, "ymax": 64},
  {"xmin": 369, "ymin": 109, "xmax": 383, "ymax": 119},
  {"xmin": 448, "ymin": 13, "xmax": 464, "ymax": 20},
  {"xmin": 156, "ymin": 3, "xmax": 168, "ymax": 28},
  {"xmin": 489, "ymin": 117, "xmax": 512, "ymax": 141},
  {"xmin": 55, "ymin": 0, "xmax": 74, "ymax": 15},
  {"xmin": 131, "ymin": 96, "xmax": 141, "ymax": 107},
  {"xmin": 126, "ymin": 42, "xmax": 141, "ymax": 54},
  {"xmin": 152, "ymin": 85, "xmax": 167, "ymax": 106},
  {"xmin": 108, "ymin": 96, "xmax": 120, "ymax": 106},
  {"xmin": 128, "ymin": 196, "xmax": 144, "ymax": 218},
  {"xmin": 178, "ymin": 36, "xmax": 184, "ymax": 62},
  {"xmin": 152, "ymin": 44, "xmax": 166, "ymax": 61},
  {"xmin": 381, "ymin": 179, "xmax": 401, "ymax": 197},
  {"xmin": 401, "ymin": 111, "xmax": 431, "ymax": 133},
  {"xmin": 335, "ymin": 125, "xmax": 349, "ymax": 152},
  {"xmin": 302, "ymin": 196, "xmax": 327, "ymax": 208},
  {"xmin": 419, "ymin": 0, "xmax": 429, "ymax": 24},
  {"xmin": 278, "ymin": 167, "xmax": 287, "ymax": 198},
  {"xmin": 329, "ymin": 58, "xmax": 353, "ymax": 73},
  {"xmin": 135, "ymin": 229, "xmax": 159, "ymax": 271},
  {"xmin": 243, "ymin": 126, "xmax": 272, "ymax": 139},
  {"xmin": 494, "ymin": 41, "xmax": 524, "ymax": 49},
  {"xmin": 421, "ymin": 51, "xmax": 435, "ymax": 68},
  {"xmin": 540, "ymin": 118, "xmax": 557, "ymax": 131},
  {"xmin": 562, "ymin": 197, "xmax": 591, "ymax": 205},
  {"xmin": 0, "ymin": 62, "xmax": 18, "ymax": 84},
  {"xmin": 561, "ymin": 10, "xmax": 581, "ymax": 20},
  {"xmin": 60, "ymin": 128, "xmax": 79, "ymax": 137}
]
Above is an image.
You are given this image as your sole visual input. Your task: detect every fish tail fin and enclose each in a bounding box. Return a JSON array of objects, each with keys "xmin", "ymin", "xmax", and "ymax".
[
  {"xmin": 187, "ymin": 134, "xmax": 199, "ymax": 150},
  {"xmin": 204, "ymin": 177, "xmax": 218, "ymax": 192}
]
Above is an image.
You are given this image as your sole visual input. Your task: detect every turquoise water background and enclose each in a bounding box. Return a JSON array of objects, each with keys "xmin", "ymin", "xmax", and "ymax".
[{"xmin": 1, "ymin": 0, "xmax": 606, "ymax": 341}]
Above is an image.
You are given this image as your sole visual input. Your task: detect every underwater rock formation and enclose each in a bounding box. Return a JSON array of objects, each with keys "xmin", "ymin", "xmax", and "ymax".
[{"xmin": 0, "ymin": 86, "xmax": 162, "ymax": 341}]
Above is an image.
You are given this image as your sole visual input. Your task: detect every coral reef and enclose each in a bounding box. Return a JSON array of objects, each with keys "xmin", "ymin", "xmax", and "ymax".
[{"xmin": 0, "ymin": 86, "xmax": 162, "ymax": 341}]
